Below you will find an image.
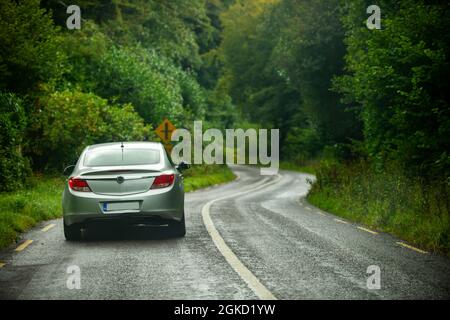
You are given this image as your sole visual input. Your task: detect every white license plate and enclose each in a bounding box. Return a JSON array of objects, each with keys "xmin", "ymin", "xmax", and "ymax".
[{"xmin": 102, "ymin": 202, "xmax": 140, "ymax": 212}]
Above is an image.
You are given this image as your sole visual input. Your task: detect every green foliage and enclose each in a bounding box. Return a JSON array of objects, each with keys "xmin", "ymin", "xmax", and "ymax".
[
  {"xmin": 334, "ymin": 0, "xmax": 450, "ymax": 178},
  {"xmin": 108, "ymin": 0, "xmax": 211, "ymax": 69},
  {"xmin": 268, "ymin": 0, "xmax": 359, "ymax": 146},
  {"xmin": 204, "ymin": 87, "xmax": 237, "ymax": 129},
  {"xmin": 0, "ymin": 93, "xmax": 27, "ymax": 149},
  {"xmin": 282, "ymin": 127, "xmax": 322, "ymax": 162},
  {"xmin": 219, "ymin": 0, "xmax": 282, "ymax": 115},
  {"xmin": 219, "ymin": 0, "xmax": 450, "ymax": 253},
  {"xmin": 59, "ymin": 22, "xmax": 207, "ymax": 127},
  {"xmin": 309, "ymin": 160, "xmax": 450, "ymax": 253},
  {"xmin": 0, "ymin": 0, "xmax": 67, "ymax": 94},
  {"xmin": 0, "ymin": 175, "xmax": 64, "ymax": 249},
  {"xmin": 183, "ymin": 164, "xmax": 236, "ymax": 192},
  {"xmin": 1, "ymin": 0, "xmax": 449, "ymax": 254},
  {"xmin": 218, "ymin": 0, "xmax": 361, "ymax": 158},
  {"xmin": 0, "ymin": 0, "xmax": 228, "ymax": 174},
  {"xmin": 0, "ymin": 93, "xmax": 31, "ymax": 191},
  {"xmin": 279, "ymin": 161, "xmax": 317, "ymax": 175},
  {"xmin": 90, "ymin": 45, "xmax": 185, "ymax": 125},
  {"xmin": 31, "ymin": 90, "xmax": 151, "ymax": 169},
  {"xmin": 43, "ymin": 0, "xmax": 213, "ymax": 70}
]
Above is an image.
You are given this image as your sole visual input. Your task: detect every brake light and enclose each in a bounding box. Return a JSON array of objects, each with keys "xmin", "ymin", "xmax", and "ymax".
[
  {"xmin": 151, "ymin": 174, "xmax": 175, "ymax": 189},
  {"xmin": 68, "ymin": 178, "xmax": 91, "ymax": 192}
]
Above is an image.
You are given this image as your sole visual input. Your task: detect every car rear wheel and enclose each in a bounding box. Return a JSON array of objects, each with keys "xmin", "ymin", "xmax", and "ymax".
[
  {"xmin": 170, "ymin": 214, "xmax": 186, "ymax": 238},
  {"xmin": 64, "ymin": 221, "xmax": 82, "ymax": 241}
]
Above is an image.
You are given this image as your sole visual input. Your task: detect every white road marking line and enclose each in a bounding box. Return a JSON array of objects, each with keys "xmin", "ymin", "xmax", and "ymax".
[
  {"xmin": 202, "ymin": 175, "xmax": 282, "ymax": 300},
  {"xmin": 15, "ymin": 239, "xmax": 33, "ymax": 252},
  {"xmin": 296, "ymin": 199, "xmax": 312, "ymax": 211},
  {"xmin": 316, "ymin": 211, "xmax": 326, "ymax": 216},
  {"xmin": 397, "ymin": 242, "xmax": 428, "ymax": 254},
  {"xmin": 357, "ymin": 226, "xmax": 378, "ymax": 235},
  {"xmin": 334, "ymin": 218, "xmax": 348, "ymax": 224},
  {"xmin": 41, "ymin": 223, "xmax": 56, "ymax": 232}
]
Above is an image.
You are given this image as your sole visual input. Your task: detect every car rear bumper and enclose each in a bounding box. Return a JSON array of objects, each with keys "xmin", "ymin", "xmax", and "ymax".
[
  {"xmin": 64, "ymin": 210, "xmax": 183, "ymax": 226},
  {"xmin": 62, "ymin": 183, "xmax": 184, "ymax": 226}
]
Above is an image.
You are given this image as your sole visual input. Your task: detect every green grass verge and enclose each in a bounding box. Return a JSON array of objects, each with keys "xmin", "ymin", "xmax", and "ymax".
[
  {"xmin": 307, "ymin": 191, "xmax": 450, "ymax": 255},
  {"xmin": 307, "ymin": 161, "xmax": 450, "ymax": 255},
  {"xmin": 0, "ymin": 176, "xmax": 65, "ymax": 249},
  {"xmin": 0, "ymin": 165, "xmax": 235, "ymax": 249},
  {"xmin": 183, "ymin": 164, "xmax": 236, "ymax": 192},
  {"xmin": 280, "ymin": 161, "xmax": 317, "ymax": 175}
]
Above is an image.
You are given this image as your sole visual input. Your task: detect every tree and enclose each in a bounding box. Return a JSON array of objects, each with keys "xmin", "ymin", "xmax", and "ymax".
[
  {"xmin": 335, "ymin": 0, "xmax": 450, "ymax": 178},
  {"xmin": 269, "ymin": 0, "xmax": 360, "ymax": 148},
  {"xmin": 0, "ymin": 93, "xmax": 31, "ymax": 191},
  {"xmin": 218, "ymin": 0, "xmax": 361, "ymax": 158},
  {"xmin": 43, "ymin": 0, "xmax": 212, "ymax": 70},
  {"xmin": 30, "ymin": 89, "xmax": 152, "ymax": 169},
  {"xmin": 59, "ymin": 22, "xmax": 207, "ymax": 127},
  {"xmin": 0, "ymin": 0, "xmax": 66, "ymax": 95}
]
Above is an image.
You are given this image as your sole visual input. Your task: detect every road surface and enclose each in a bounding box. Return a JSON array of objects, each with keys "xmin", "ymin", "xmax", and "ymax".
[{"xmin": 1, "ymin": 165, "xmax": 449, "ymax": 299}]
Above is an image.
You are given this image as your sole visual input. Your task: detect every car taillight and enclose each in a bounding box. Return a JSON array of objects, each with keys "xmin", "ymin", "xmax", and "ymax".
[
  {"xmin": 68, "ymin": 178, "xmax": 91, "ymax": 192},
  {"xmin": 151, "ymin": 174, "xmax": 175, "ymax": 189}
]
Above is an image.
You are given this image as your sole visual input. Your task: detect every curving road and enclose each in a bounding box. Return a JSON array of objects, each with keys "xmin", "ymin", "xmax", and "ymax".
[{"xmin": 1, "ymin": 165, "xmax": 449, "ymax": 299}]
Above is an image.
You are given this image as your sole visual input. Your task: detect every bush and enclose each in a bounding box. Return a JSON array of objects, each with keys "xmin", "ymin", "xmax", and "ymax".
[
  {"xmin": 183, "ymin": 165, "xmax": 236, "ymax": 192},
  {"xmin": 334, "ymin": 1, "xmax": 450, "ymax": 179},
  {"xmin": 60, "ymin": 25, "xmax": 206, "ymax": 127},
  {"xmin": 282, "ymin": 127, "xmax": 321, "ymax": 163},
  {"xmin": 93, "ymin": 46, "xmax": 185, "ymax": 125},
  {"xmin": 30, "ymin": 89, "xmax": 152, "ymax": 170},
  {"xmin": 0, "ymin": 93, "xmax": 31, "ymax": 191},
  {"xmin": 0, "ymin": 175, "xmax": 64, "ymax": 249}
]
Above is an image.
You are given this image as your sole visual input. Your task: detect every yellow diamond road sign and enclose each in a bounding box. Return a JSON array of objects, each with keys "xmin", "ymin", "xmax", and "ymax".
[
  {"xmin": 164, "ymin": 143, "xmax": 173, "ymax": 154},
  {"xmin": 155, "ymin": 119, "xmax": 176, "ymax": 144}
]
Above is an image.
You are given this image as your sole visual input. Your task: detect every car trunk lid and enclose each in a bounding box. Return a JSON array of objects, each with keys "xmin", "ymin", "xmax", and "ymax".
[{"xmin": 80, "ymin": 170, "xmax": 159, "ymax": 196}]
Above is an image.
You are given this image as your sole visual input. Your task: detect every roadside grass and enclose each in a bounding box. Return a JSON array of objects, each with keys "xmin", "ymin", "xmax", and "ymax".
[
  {"xmin": 307, "ymin": 161, "xmax": 450, "ymax": 255},
  {"xmin": 0, "ymin": 165, "xmax": 236, "ymax": 249},
  {"xmin": 0, "ymin": 175, "xmax": 64, "ymax": 249},
  {"xmin": 183, "ymin": 164, "xmax": 236, "ymax": 192},
  {"xmin": 280, "ymin": 161, "xmax": 317, "ymax": 175}
]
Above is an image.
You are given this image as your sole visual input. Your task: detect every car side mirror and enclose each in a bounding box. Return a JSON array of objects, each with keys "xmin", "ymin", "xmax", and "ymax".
[
  {"xmin": 63, "ymin": 165, "xmax": 75, "ymax": 177},
  {"xmin": 176, "ymin": 161, "xmax": 190, "ymax": 172}
]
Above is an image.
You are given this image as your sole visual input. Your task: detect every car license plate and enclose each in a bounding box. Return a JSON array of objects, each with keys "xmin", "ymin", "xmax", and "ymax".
[{"xmin": 102, "ymin": 201, "xmax": 140, "ymax": 212}]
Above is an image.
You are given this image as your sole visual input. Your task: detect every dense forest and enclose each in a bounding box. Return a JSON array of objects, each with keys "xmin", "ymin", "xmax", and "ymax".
[{"xmin": 1, "ymin": 0, "xmax": 449, "ymax": 251}]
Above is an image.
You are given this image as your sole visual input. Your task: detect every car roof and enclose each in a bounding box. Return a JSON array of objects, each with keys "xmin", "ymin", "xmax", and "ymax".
[{"xmin": 87, "ymin": 142, "xmax": 163, "ymax": 151}]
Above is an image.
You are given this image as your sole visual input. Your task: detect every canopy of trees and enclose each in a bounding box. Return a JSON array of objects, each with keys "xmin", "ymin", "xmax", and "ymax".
[
  {"xmin": 218, "ymin": 0, "xmax": 449, "ymax": 181},
  {"xmin": 0, "ymin": 0, "xmax": 234, "ymax": 189},
  {"xmin": 1, "ymin": 0, "xmax": 449, "ymax": 192}
]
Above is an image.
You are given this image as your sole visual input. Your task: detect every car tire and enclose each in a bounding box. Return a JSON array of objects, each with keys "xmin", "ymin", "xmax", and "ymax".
[
  {"xmin": 170, "ymin": 214, "xmax": 186, "ymax": 238},
  {"xmin": 64, "ymin": 221, "xmax": 82, "ymax": 241}
]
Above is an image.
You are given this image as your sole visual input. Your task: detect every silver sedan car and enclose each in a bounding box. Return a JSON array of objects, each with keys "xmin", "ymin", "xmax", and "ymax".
[{"xmin": 62, "ymin": 142, "xmax": 188, "ymax": 240}]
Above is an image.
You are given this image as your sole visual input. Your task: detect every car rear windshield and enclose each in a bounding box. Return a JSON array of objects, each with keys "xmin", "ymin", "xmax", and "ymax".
[{"xmin": 84, "ymin": 148, "xmax": 161, "ymax": 167}]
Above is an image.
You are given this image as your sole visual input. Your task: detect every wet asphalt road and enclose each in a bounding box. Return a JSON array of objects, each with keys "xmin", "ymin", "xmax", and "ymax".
[{"xmin": 0, "ymin": 165, "xmax": 449, "ymax": 299}]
